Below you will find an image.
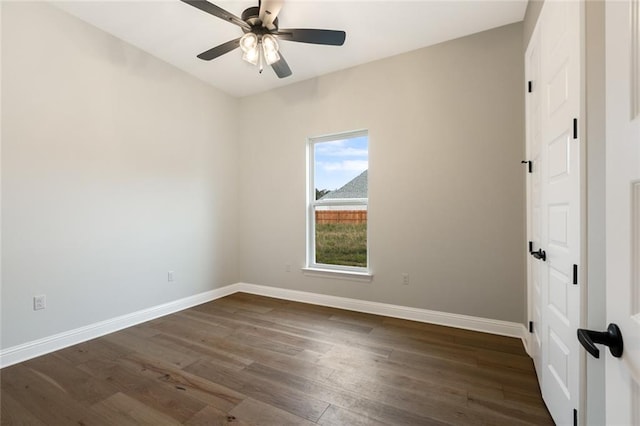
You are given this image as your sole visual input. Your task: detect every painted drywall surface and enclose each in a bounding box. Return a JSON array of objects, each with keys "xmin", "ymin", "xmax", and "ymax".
[
  {"xmin": 238, "ymin": 23, "xmax": 525, "ymax": 323},
  {"xmin": 0, "ymin": 2, "xmax": 3, "ymax": 354},
  {"xmin": 523, "ymin": 0, "xmax": 544, "ymax": 49},
  {"xmin": 585, "ymin": 1, "xmax": 606, "ymax": 423},
  {"xmin": 1, "ymin": 2, "xmax": 239, "ymax": 349}
]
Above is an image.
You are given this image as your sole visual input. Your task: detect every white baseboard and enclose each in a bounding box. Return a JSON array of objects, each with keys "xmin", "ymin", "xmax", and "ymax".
[
  {"xmin": 521, "ymin": 327, "xmax": 533, "ymax": 356},
  {"xmin": 1, "ymin": 282, "xmax": 527, "ymax": 368},
  {"xmin": 235, "ymin": 282, "xmax": 526, "ymax": 340},
  {"xmin": 0, "ymin": 285, "xmax": 239, "ymax": 368}
]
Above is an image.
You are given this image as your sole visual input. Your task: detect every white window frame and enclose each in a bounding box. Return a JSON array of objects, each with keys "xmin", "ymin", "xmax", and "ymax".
[{"xmin": 305, "ymin": 129, "xmax": 371, "ymax": 279}]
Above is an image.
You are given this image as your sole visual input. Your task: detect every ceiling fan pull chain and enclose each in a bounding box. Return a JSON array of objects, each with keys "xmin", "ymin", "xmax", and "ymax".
[{"xmin": 258, "ymin": 43, "xmax": 264, "ymax": 73}]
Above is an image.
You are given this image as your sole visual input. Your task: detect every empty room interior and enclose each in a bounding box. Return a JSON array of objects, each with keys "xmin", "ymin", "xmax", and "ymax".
[{"xmin": 1, "ymin": 0, "xmax": 634, "ymax": 425}]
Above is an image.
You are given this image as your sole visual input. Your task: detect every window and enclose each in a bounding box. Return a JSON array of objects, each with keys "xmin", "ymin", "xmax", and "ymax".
[{"xmin": 307, "ymin": 130, "xmax": 369, "ymax": 275}]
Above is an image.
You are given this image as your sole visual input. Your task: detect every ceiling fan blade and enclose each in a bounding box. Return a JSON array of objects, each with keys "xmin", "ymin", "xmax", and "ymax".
[
  {"xmin": 271, "ymin": 54, "xmax": 292, "ymax": 79},
  {"xmin": 180, "ymin": 0, "xmax": 250, "ymax": 31},
  {"xmin": 259, "ymin": 0, "xmax": 284, "ymax": 30},
  {"xmin": 276, "ymin": 29, "xmax": 346, "ymax": 46},
  {"xmin": 197, "ymin": 38, "xmax": 241, "ymax": 61}
]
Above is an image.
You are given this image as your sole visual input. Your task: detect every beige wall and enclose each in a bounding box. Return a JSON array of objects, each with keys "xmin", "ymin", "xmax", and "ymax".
[
  {"xmin": 1, "ymin": 3, "xmax": 528, "ymax": 353},
  {"xmin": 238, "ymin": 23, "xmax": 526, "ymax": 323},
  {"xmin": 523, "ymin": 0, "xmax": 544, "ymax": 48},
  {"xmin": 1, "ymin": 2, "xmax": 240, "ymax": 348},
  {"xmin": 585, "ymin": 0, "xmax": 606, "ymax": 423}
]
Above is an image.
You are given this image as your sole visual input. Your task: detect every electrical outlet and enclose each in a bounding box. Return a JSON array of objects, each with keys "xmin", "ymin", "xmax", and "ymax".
[
  {"xmin": 33, "ymin": 295, "xmax": 46, "ymax": 311},
  {"xmin": 168, "ymin": 271, "xmax": 175, "ymax": 282},
  {"xmin": 285, "ymin": 264, "xmax": 291, "ymax": 272},
  {"xmin": 402, "ymin": 273, "xmax": 409, "ymax": 285}
]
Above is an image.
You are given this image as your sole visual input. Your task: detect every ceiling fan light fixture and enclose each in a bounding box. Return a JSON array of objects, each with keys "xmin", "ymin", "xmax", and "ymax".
[
  {"xmin": 262, "ymin": 34, "xmax": 278, "ymax": 52},
  {"xmin": 263, "ymin": 49, "xmax": 280, "ymax": 66},
  {"xmin": 242, "ymin": 47, "xmax": 260, "ymax": 65},
  {"xmin": 239, "ymin": 32, "xmax": 258, "ymax": 53},
  {"xmin": 262, "ymin": 34, "xmax": 280, "ymax": 65}
]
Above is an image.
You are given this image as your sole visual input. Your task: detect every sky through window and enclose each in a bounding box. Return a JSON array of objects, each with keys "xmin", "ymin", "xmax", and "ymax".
[{"xmin": 314, "ymin": 135, "xmax": 368, "ymax": 191}]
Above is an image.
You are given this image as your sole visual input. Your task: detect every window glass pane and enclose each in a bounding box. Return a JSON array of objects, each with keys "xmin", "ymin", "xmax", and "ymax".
[
  {"xmin": 310, "ymin": 131, "xmax": 368, "ymax": 271},
  {"xmin": 314, "ymin": 136, "xmax": 368, "ymax": 200},
  {"xmin": 315, "ymin": 205, "xmax": 367, "ymax": 267}
]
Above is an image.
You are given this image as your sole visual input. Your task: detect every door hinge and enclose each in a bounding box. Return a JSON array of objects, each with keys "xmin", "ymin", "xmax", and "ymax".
[
  {"xmin": 573, "ymin": 264, "xmax": 578, "ymax": 285},
  {"xmin": 529, "ymin": 321, "xmax": 534, "ymax": 333},
  {"xmin": 573, "ymin": 118, "xmax": 578, "ymax": 139},
  {"xmin": 528, "ymin": 241, "xmax": 533, "ymax": 253},
  {"xmin": 528, "ymin": 81, "xmax": 533, "ymax": 93},
  {"xmin": 573, "ymin": 408, "xmax": 578, "ymax": 426},
  {"xmin": 521, "ymin": 160, "xmax": 532, "ymax": 173}
]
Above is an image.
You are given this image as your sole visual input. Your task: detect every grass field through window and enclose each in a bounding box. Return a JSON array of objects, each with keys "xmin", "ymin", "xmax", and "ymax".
[{"xmin": 315, "ymin": 223, "xmax": 367, "ymax": 267}]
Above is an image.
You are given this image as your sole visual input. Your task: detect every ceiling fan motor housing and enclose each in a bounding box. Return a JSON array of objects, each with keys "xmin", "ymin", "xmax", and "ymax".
[{"xmin": 241, "ymin": 6, "xmax": 278, "ymax": 33}]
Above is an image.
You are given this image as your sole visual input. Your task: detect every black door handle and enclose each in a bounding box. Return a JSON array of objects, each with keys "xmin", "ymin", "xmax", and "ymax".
[
  {"xmin": 577, "ymin": 323, "xmax": 623, "ymax": 359},
  {"xmin": 531, "ymin": 249, "xmax": 546, "ymax": 261}
]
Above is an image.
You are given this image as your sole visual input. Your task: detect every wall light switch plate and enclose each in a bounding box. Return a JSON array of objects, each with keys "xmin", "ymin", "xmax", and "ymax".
[
  {"xmin": 168, "ymin": 271, "xmax": 175, "ymax": 282},
  {"xmin": 402, "ymin": 273, "xmax": 409, "ymax": 285}
]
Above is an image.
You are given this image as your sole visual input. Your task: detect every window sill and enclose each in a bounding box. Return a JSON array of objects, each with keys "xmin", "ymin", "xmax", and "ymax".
[{"xmin": 301, "ymin": 267, "xmax": 373, "ymax": 282}]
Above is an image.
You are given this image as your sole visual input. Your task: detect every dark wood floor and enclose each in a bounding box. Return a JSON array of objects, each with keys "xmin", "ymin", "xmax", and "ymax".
[{"xmin": 1, "ymin": 293, "xmax": 553, "ymax": 425}]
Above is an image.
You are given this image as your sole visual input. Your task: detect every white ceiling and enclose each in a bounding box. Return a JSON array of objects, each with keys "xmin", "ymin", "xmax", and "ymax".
[{"xmin": 52, "ymin": 1, "xmax": 527, "ymax": 98}]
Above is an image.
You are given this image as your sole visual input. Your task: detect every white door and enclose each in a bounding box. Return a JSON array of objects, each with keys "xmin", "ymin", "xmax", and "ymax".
[
  {"xmin": 604, "ymin": 1, "xmax": 640, "ymax": 423},
  {"xmin": 533, "ymin": 1, "xmax": 582, "ymax": 424},
  {"xmin": 525, "ymin": 23, "xmax": 543, "ymax": 382}
]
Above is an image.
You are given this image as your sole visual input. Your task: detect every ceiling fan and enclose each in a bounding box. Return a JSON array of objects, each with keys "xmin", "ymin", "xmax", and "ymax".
[{"xmin": 180, "ymin": 0, "xmax": 346, "ymax": 78}]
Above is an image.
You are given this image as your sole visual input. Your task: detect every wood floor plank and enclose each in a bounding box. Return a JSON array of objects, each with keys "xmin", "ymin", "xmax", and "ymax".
[
  {"xmin": 161, "ymin": 327, "xmax": 338, "ymax": 384},
  {"xmin": 192, "ymin": 306, "xmax": 392, "ymax": 358},
  {"xmin": 185, "ymin": 305, "xmax": 331, "ymax": 342},
  {"xmin": 245, "ymin": 361, "xmax": 479, "ymax": 426},
  {"xmin": 447, "ymin": 328, "xmax": 528, "ymax": 355},
  {"xmin": 24, "ymin": 353, "xmax": 120, "ymax": 405},
  {"xmin": 149, "ymin": 313, "xmax": 235, "ymax": 340},
  {"xmin": 228, "ymin": 398, "xmax": 316, "ymax": 426},
  {"xmin": 115, "ymin": 352, "xmax": 246, "ymax": 412},
  {"xmin": 183, "ymin": 359, "xmax": 330, "ymax": 422},
  {"xmin": 90, "ymin": 392, "xmax": 181, "ymax": 425},
  {"xmin": 234, "ymin": 323, "xmax": 335, "ymax": 354},
  {"xmin": 385, "ymin": 338, "xmax": 479, "ymax": 366},
  {"xmin": 167, "ymin": 310, "xmax": 328, "ymax": 357},
  {"xmin": 226, "ymin": 330, "xmax": 306, "ymax": 357},
  {"xmin": 1, "ymin": 293, "xmax": 552, "ymax": 425},
  {"xmin": 320, "ymin": 363, "xmax": 468, "ymax": 406},
  {"xmin": 184, "ymin": 405, "xmax": 251, "ymax": 426},
  {"xmin": 475, "ymin": 347, "xmax": 537, "ymax": 372},
  {"xmin": 318, "ymin": 342, "xmax": 538, "ymax": 397},
  {"xmin": 308, "ymin": 328, "xmax": 394, "ymax": 358},
  {"xmin": 317, "ymin": 404, "xmax": 388, "ymax": 426},
  {"xmin": 208, "ymin": 297, "xmax": 275, "ymax": 314},
  {"xmin": 1, "ymin": 364, "xmax": 113, "ymax": 425},
  {"xmin": 466, "ymin": 392, "xmax": 555, "ymax": 425},
  {"xmin": 103, "ymin": 329, "xmax": 200, "ymax": 368},
  {"xmin": 78, "ymin": 357, "xmax": 207, "ymax": 423},
  {"xmin": 54, "ymin": 337, "xmax": 134, "ymax": 365},
  {"xmin": 379, "ymin": 317, "xmax": 462, "ymax": 340},
  {"xmin": 149, "ymin": 332, "xmax": 253, "ymax": 371},
  {"xmin": 503, "ymin": 382, "xmax": 552, "ymax": 406},
  {"xmin": 467, "ymin": 390, "xmax": 554, "ymax": 424},
  {"xmin": 328, "ymin": 310, "xmax": 386, "ymax": 328},
  {"xmin": 241, "ymin": 308, "xmax": 375, "ymax": 335},
  {"xmin": 0, "ymin": 393, "xmax": 47, "ymax": 426}
]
